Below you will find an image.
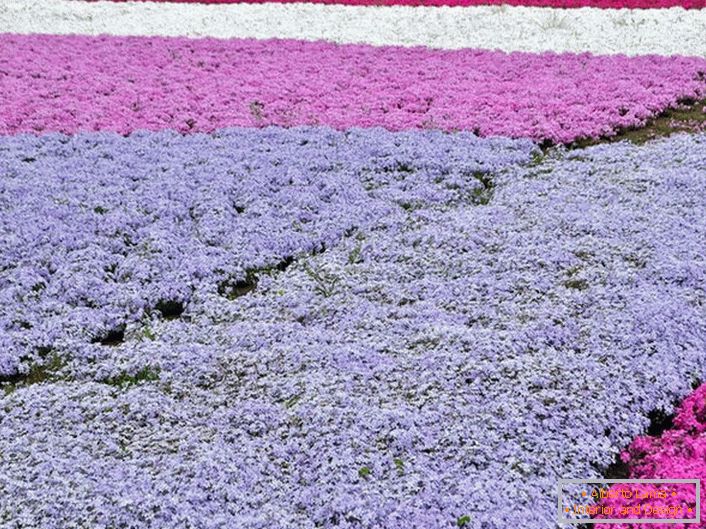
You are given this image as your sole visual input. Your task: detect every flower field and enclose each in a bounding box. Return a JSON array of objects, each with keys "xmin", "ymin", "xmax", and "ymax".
[
  {"xmin": 0, "ymin": 1, "xmax": 705, "ymax": 528},
  {"xmin": 5, "ymin": 34, "xmax": 706, "ymax": 142}
]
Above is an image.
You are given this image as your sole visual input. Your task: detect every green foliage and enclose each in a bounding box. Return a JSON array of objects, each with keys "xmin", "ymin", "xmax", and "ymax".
[
  {"xmin": 1, "ymin": 351, "xmax": 67, "ymax": 395},
  {"xmin": 101, "ymin": 366, "xmax": 160, "ymax": 388},
  {"xmin": 471, "ymin": 171, "xmax": 494, "ymax": 205},
  {"xmin": 348, "ymin": 242, "xmax": 363, "ymax": 265},
  {"xmin": 283, "ymin": 394, "xmax": 302, "ymax": 409},
  {"xmin": 302, "ymin": 261, "xmax": 340, "ymax": 298},
  {"xmin": 358, "ymin": 466, "xmax": 371, "ymax": 479},
  {"xmin": 218, "ymin": 257, "xmax": 293, "ymax": 300},
  {"xmin": 570, "ymin": 97, "xmax": 706, "ymax": 148},
  {"xmin": 141, "ymin": 326, "xmax": 156, "ymax": 341},
  {"xmin": 457, "ymin": 515, "xmax": 472, "ymax": 527},
  {"xmin": 564, "ymin": 278, "xmax": 589, "ymax": 290}
]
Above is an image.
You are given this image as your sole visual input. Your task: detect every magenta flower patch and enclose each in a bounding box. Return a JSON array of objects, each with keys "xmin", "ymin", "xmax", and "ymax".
[
  {"xmin": 594, "ymin": 384, "xmax": 706, "ymax": 528},
  {"xmin": 2, "ymin": 34, "xmax": 704, "ymax": 143},
  {"xmin": 85, "ymin": 0, "xmax": 706, "ymax": 8}
]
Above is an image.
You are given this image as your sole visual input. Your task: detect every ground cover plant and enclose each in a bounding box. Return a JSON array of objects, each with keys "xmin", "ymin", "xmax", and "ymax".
[
  {"xmin": 2, "ymin": 34, "xmax": 705, "ymax": 143},
  {"xmin": 593, "ymin": 384, "xmax": 706, "ymax": 528},
  {"xmin": 1, "ymin": 128, "xmax": 706, "ymax": 528},
  {"xmin": 4, "ymin": 0, "xmax": 706, "ymax": 57},
  {"xmin": 0, "ymin": 128, "xmax": 534, "ymax": 379},
  {"xmin": 1, "ymin": 1, "xmax": 705, "ymax": 528}
]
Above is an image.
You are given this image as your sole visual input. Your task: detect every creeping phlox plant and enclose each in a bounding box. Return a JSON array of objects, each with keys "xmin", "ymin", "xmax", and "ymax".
[
  {"xmin": 1, "ymin": 34, "xmax": 705, "ymax": 143},
  {"xmin": 4, "ymin": 0, "xmax": 706, "ymax": 59},
  {"xmin": 594, "ymin": 384, "xmax": 706, "ymax": 528},
  {"xmin": 0, "ymin": 127, "xmax": 534, "ymax": 379},
  {"xmin": 1, "ymin": 130, "xmax": 705, "ymax": 528}
]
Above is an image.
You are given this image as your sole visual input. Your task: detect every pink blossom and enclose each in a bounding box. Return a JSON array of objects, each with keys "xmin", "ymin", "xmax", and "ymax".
[{"xmin": 2, "ymin": 34, "xmax": 705, "ymax": 143}]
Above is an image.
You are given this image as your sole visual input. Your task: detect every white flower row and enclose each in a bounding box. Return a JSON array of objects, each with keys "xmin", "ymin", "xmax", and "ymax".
[{"xmin": 1, "ymin": 0, "xmax": 705, "ymax": 57}]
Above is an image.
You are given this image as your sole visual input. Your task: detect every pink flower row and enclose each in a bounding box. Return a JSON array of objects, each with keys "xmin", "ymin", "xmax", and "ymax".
[
  {"xmin": 86, "ymin": 0, "xmax": 706, "ymax": 9},
  {"xmin": 595, "ymin": 384, "xmax": 706, "ymax": 528},
  {"xmin": 2, "ymin": 34, "xmax": 705, "ymax": 144}
]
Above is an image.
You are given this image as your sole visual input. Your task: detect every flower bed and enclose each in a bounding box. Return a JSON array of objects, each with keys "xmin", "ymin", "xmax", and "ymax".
[
  {"xmin": 3, "ymin": 0, "xmax": 706, "ymax": 57},
  {"xmin": 2, "ymin": 34, "xmax": 705, "ymax": 143},
  {"xmin": 0, "ymin": 127, "xmax": 534, "ymax": 379},
  {"xmin": 593, "ymin": 384, "xmax": 706, "ymax": 527},
  {"xmin": 1, "ymin": 129, "xmax": 705, "ymax": 528}
]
